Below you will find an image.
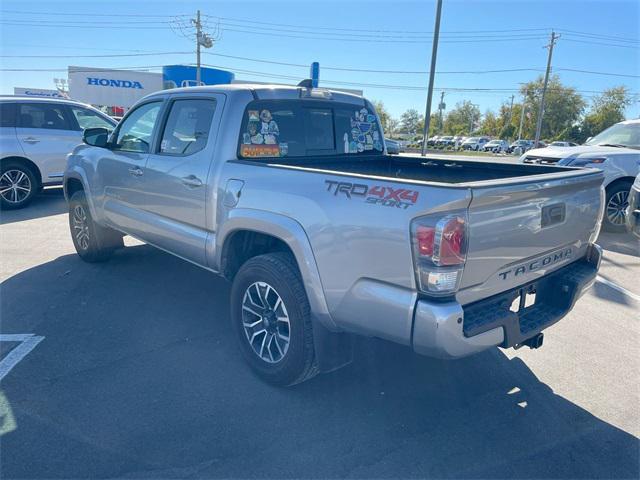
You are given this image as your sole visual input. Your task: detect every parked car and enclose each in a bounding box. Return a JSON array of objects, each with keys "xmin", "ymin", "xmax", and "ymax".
[
  {"xmin": 65, "ymin": 83, "xmax": 603, "ymax": 386},
  {"xmin": 520, "ymin": 118, "xmax": 640, "ymax": 232},
  {"xmin": 385, "ymin": 138, "xmax": 400, "ymax": 154},
  {"xmin": 626, "ymin": 173, "xmax": 640, "ymax": 238},
  {"xmin": 461, "ymin": 136, "xmax": 490, "ymax": 151},
  {"xmin": 436, "ymin": 135, "xmax": 454, "ymax": 148},
  {"xmin": 550, "ymin": 141, "xmax": 578, "ymax": 147},
  {"xmin": 427, "ymin": 135, "xmax": 440, "ymax": 147},
  {"xmin": 508, "ymin": 139, "xmax": 534, "ymax": 154},
  {"xmin": 0, "ymin": 96, "xmax": 116, "ymax": 209},
  {"xmin": 482, "ymin": 139, "xmax": 509, "ymax": 153}
]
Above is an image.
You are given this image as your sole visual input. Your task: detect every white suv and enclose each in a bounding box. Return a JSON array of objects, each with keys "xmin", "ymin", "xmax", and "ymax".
[
  {"xmin": 520, "ymin": 119, "xmax": 640, "ymax": 232},
  {"xmin": 0, "ymin": 96, "xmax": 116, "ymax": 209}
]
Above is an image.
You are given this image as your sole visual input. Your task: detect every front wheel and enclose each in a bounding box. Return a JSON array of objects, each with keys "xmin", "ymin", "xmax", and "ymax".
[
  {"xmin": 230, "ymin": 252, "xmax": 317, "ymax": 386},
  {"xmin": 68, "ymin": 190, "xmax": 123, "ymax": 262},
  {"xmin": 603, "ymin": 181, "xmax": 633, "ymax": 233}
]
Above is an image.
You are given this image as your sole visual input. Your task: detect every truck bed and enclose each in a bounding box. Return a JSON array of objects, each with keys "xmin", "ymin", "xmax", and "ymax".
[{"xmin": 264, "ymin": 154, "xmax": 577, "ymax": 185}]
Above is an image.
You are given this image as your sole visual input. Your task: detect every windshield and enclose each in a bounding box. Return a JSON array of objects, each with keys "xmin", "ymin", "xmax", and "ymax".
[{"xmin": 585, "ymin": 122, "xmax": 640, "ymax": 149}]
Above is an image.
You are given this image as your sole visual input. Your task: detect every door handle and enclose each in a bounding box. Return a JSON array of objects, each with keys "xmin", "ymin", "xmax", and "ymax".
[
  {"xmin": 22, "ymin": 137, "xmax": 39, "ymax": 144},
  {"xmin": 181, "ymin": 175, "xmax": 203, "ymax": 187},
  {"xmin": 128, "ymin": 167, "xmax": 144, "ymax": 177}
]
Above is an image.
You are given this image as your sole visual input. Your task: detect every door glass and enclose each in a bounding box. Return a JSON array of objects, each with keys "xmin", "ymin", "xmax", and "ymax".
[
  {"xmin": 159, "ymin": 99, "xmax": 216, "ymax": 156},
  {"xmin": 18, "ymin": 103, "xmax": 71, "ymax": 130},
  {"xmin": 0, "ymin": 103, "xmax": 16, "ymax": 127},
  {"xmin": 113, "ymin": 102, "xmax": 162, "ymax": 153},
  {"xmin": 70, "ymin": 107, "xmax": 115, "ymax": 130}
]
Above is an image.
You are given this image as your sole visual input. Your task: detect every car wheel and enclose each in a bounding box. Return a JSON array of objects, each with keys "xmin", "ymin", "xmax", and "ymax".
[
  {"xmin": 68, "ymin": 190, "xmax": 123, "ymax": 262},
  {"xmin": 603, "ymin": 181, "xmax": 633, "ymax": 233},
  {"xmin": 0, "ymin": 161, "xmax": 39, "ymax": 209},
  {"xmin": 231, "ymin": 252, "xmax": 317, "ymax": 386}
]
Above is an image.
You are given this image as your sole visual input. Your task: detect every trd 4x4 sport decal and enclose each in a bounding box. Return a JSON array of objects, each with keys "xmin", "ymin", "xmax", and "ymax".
[{"xmin": 325, "ymin": 179, "xmax": 419, "ymax": 209}]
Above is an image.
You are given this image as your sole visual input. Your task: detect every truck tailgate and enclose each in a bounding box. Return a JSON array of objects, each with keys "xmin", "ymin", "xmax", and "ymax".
[{"xmin": 457, "ymin": 169, "xmax": 604, "ymax": 305}]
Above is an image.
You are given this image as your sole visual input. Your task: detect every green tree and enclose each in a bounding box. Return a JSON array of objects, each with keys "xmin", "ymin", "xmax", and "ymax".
[
  {"xmin": 479, "ymin": 110, "xmax": 501, "ymax": 136},
  {"xmin": 520, "ymin": 75, "xmax": 586, "ymax": 140},
  {"xmin": 372, "ymin": 100, "xmax": 392, "ymax": 134},
  {"xmin": 399, "ymin": 108, "xmax": 424, "ymax": 135},
  {"xmin": 443, "ymin": 101, "xmax": 481, "ymax": 135},
  {"xmin": 579, "ymin": 86, "xmax": 632, "ymax": 142}
]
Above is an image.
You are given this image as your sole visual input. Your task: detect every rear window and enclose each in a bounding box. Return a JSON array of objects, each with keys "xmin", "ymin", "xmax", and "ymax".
[{"xmin": 238, "ymin": 100, "xmax": 383, "ymax": 159}]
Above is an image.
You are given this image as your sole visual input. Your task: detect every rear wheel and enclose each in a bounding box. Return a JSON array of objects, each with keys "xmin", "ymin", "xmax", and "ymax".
[
  {"xmin": 230, "ymin": 252, "xmax": 317, "ymax": 386},
  {"xmin": 0, "ymin": 161, "xmax": 38, "ymax": 209},
  {"xmin": 603, "ymin": 181, "xmax": 633, "ymax": 233},
  {"xmin": 68, "ymin": 190, "xmax": 123, "ymax": 262}
]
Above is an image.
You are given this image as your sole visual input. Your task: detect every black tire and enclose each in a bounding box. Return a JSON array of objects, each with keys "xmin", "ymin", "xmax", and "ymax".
[
  {"xmin": 602, "ymin": 181, "xmax": 633, "ymax": 233},
  {"xmin": 230, "ymin": 252, "xmax": 317, "ymax": 386},
  {"xmin": 68, "ymin": 190, "xmax": 123, "ymax": 262},
  {"xmin": 0, "ymin": 161, "xmax": 39, "ymax": 209}
]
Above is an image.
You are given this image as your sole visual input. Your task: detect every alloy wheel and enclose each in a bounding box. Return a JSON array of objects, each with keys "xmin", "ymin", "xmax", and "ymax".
[
  {"xmin": 606, "ymin": 190, "xmax": 629, "ymax": 226},
  {"xmin": 0, "ymin": 169, "xmax": 32, "ymax": 204},
  {"xmin": 241, "ymin": 281, "xmax": 291, "ymax": 364},
  {"xmin": 72, "ymin": 204, "xmax": 90, "ymax": 250}
]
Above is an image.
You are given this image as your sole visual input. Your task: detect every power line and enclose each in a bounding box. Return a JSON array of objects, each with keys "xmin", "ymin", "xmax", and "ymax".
[
  {"xmin": 0, "ymin": 52, "xmax": 192, "ymax": 58},
  {"xmin": 0, "ymin": 9, "xmax": 188, "ymax": 18},
  {"xmin": 562, "ymin": 38, "xmax": 639, "ymax": 49}
]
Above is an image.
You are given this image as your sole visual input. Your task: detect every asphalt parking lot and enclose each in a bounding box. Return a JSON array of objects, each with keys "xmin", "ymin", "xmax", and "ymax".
[{"xmin": 1, "ymin": 185, "xmax": 638, "ymax": 479}]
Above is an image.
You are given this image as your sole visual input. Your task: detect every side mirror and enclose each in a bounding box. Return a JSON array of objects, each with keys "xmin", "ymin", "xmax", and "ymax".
[{"xmin": 83, "ymin": 127, "xmax": 111, "ymax": 148}]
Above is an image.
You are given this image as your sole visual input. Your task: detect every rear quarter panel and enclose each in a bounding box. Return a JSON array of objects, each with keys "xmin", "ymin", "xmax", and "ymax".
[{"xmin": 217, "ymin": 161, "xmax": 471, "ymax": 340}]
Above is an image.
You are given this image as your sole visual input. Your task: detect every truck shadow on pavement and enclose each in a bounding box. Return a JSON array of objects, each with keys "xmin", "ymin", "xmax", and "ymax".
[{"xmin": 1, "ymin": 245, "xmax": 638, "ymax": 479}]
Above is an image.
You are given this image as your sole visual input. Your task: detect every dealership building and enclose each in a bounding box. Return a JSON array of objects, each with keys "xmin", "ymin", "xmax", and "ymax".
[{"xmin": 64, "ymin": 65, "xmax": 235, "ymax": 116}]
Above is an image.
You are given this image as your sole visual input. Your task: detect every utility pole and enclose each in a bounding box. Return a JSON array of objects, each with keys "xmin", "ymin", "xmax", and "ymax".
[
  {"xmin": 194, "ymin": 10, "xmax": 202, "ymax": 85},
  {"xmin": 421, "ymin": 0, "xmax": 443, "ymax": 156},
  {"xmin": 191, "ymin": 10, "xmax": 214, "ymax": 86},
  {"xmin": 438, "ymin": 91, "xmax": 445, "ymax": 133},
  {"xmin": 518, "ymin": 93, "xmax": 527, "ymax": 141},
  {"xmin": 506, "ymin": 94, "xmax": 515, "ymax": 141},
  {"xmin": 534, "ymin": 31, "xmax": 559, "ymax": 146}
]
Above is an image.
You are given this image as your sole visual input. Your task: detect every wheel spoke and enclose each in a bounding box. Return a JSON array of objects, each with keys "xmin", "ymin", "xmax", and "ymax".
[{"xmin": 241, "ymin": 281, "xmax": 290, "ymax": 364}]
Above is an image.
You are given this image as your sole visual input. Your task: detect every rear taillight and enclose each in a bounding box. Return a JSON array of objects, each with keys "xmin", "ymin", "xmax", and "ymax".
[{"xmin": 411, "ymin": 211, "xmax": 468, "ymax": 295}]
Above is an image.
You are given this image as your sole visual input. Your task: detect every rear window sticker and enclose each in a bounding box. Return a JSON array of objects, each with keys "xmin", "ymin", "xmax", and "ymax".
[
  {"xmin": 346, "ymin": 107, "xmax": 382, "ymax": 153},
  {"xmin": 279, "ymin": 142, "xmax": 289, "ymax": 156},
  {"xmin": 240, "ymin": 144, "xmax": 280, "ymax": 157},
  {"xmin": 248, "ymin": 110, "xmax": 259, "ymax": 121}
]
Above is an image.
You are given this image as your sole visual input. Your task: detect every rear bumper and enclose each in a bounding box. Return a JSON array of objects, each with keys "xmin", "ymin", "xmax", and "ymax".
[{"xmin": 412, "ymin": 243, "xmax": 602, "ymax": 359}]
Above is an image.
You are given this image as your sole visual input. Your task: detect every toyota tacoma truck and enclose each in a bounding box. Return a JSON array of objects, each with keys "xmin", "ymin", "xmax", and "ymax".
[{"xmin": 64, "ymin": 83, "xmax": 604, "ymax": 386}]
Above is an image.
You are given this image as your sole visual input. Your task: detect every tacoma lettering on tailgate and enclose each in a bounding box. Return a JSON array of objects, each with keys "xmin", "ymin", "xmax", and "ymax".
[{"xmin": 325, "ymin": 180, "xmax": 419, "ymax": 209}]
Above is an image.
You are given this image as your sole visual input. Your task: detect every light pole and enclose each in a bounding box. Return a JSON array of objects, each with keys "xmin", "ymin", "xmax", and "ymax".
[{"xmin": 421, "ymin": 0, "xmax": 443, "ymax": 156}]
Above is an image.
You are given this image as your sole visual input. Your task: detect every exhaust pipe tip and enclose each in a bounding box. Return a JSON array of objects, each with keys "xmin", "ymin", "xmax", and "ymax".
[{"xmin": 522, "ymin": 333, "xmax": 544, "ymax": 350}]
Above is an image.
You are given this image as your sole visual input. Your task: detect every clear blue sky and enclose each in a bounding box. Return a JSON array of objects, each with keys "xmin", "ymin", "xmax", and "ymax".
[{"xmin": 1, "ymin": 0, "xmax": 638, "ymax": 120}]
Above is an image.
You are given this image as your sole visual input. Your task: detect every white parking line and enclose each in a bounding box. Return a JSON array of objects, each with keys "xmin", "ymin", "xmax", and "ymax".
[
  {"xmin": 0, "ymin": 334, "xmax": 44, "ymax": 381},
  {"xmin": 596, "ymin": 276, "xmax": 640, "ymax": 303}
]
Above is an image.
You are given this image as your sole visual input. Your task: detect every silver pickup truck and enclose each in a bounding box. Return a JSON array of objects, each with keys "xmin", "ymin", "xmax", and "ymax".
[{"xmin": 64, "ymin": 83, "xmax": 604, "ymax": 386}]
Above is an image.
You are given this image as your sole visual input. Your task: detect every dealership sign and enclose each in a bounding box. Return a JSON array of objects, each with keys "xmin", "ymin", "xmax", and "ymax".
[
  {"xmin": 69, "ymin": 66, "xmax": 163, "ymax": 108},
  {"xmin": 87, "ymin": 78, "xmax": 144, "ymax": 89},
  {"xmin": 14, "ymin": 87, "xmax": 65, "ymax": 98}
]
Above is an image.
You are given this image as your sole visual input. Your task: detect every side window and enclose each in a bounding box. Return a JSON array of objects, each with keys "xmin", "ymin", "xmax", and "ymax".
[
  {"xmin": 113, "ymin": 102, "xmax": 162, "ymax": 153},
  {"xmin": 18, "ymin": 103, "xmax": 71, "ymax": 130},
  {"xmin": 70, "ymin": 107, "xmax": 114, "ymax": 131},
  {"xmin": 0, "ymin": 103, "xmax": 16, "ymax": 128},
  {"xmin": 159, "ymin": 99, "xmax": 216, "ymax": 156}
]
